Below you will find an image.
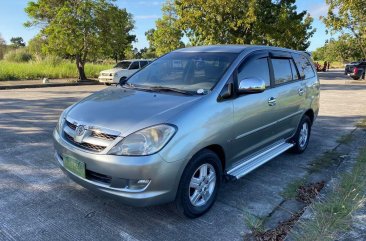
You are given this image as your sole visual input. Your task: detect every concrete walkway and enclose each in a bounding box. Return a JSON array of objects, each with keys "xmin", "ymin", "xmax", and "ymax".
[{"xmin": 0, "ymin": 78, "xmax": 100, "ymax": 89}]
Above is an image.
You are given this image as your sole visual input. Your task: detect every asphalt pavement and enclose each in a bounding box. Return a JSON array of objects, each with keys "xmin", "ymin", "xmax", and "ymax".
[{"xmin": 0, "ymin": 70, "xmax": 366, "ymax": 241}]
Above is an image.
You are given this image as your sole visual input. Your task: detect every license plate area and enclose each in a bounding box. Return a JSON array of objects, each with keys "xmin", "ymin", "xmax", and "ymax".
[{"xmin": 63, "ymin": 155, "xmax": 86, "ymax": 178}]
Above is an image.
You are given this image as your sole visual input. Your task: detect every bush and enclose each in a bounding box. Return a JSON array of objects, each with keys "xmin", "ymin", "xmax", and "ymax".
[
  {"xmin": 4, "ymin": 48, "xmax": 32, "ymax": 62},
  {"xmin": 41, "ymin": 55, "xmax": 63, "ymax": 66}
]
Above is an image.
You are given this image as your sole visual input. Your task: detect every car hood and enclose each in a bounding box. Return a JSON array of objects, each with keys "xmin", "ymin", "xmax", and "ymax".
[{"xmin": 66, "ymin": 87, "xmax": 201, "ymax": 136}]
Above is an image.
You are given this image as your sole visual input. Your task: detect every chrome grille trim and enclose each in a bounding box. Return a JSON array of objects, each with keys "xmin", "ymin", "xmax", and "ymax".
[
  {"xmin": 90, "ymin": 132, "xmax": 118, "ymax": 141},
  {"xmin": 62, "ymin": 117, "xmax": 121, "ymax": 153},
  {"xmin": 66, "ymin": 120, "xmax": 77, "ymax": 130},
  {"xmin": 64, "ymin": 133, "xmax": 106, "ymax": 152}
]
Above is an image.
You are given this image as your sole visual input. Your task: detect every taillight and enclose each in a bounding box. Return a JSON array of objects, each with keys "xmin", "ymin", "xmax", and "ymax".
[{"xmin": 354, "ymin": 67, "xmax": 359, "ymax": 74}]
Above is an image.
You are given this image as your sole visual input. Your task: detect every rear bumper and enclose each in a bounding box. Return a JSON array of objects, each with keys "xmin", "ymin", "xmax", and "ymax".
[{"xmin": 53, "ymin": 129, "xmax": 182, "ymax": 207}]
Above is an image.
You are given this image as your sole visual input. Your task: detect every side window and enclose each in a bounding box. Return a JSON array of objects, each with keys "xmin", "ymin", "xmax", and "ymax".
[
  {"xmin": 129, "ymin": 61, "xmax": 140, "ymax": 70},
  {"xmin": 238, "ymin": 57, "xmax": 271, "ymax": 87},
  {"xmin": 140, "ymin": 61, "xmax": 148, "ymax": 68},
  {"xmin": 292, "ymin": 53, "xmax": 315, "ymax": 79},
  {"xmin": 271, "ymin": 59, "xmax": 293, "ymax": 85}
]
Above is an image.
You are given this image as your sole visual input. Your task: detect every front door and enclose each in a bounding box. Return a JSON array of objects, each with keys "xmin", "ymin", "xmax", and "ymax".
[{"xmin": 229, "ymin": 51, "xmax": 280, "ymax": 165}]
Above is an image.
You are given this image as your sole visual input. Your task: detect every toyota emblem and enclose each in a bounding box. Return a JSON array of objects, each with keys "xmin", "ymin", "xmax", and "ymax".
[{"xmin": 75, "ymin": 125, "xmax": 86, "ymax": 136}]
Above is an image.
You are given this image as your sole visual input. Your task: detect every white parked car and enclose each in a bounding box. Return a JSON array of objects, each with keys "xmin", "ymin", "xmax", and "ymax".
[{"xmin": 98, "ymin": 59, "xmax": 153, "ymax": 85}]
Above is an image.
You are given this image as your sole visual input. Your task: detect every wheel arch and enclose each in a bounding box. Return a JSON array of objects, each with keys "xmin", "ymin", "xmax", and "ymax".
[{"xmin": 304, "ymin": 109, "xmax": 315, "ymax": 125}]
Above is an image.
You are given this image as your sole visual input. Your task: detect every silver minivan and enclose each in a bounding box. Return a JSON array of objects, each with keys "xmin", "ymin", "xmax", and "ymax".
[{"xmin": 54, "ymin": 45, "xmax": 320, "ymax": 218}]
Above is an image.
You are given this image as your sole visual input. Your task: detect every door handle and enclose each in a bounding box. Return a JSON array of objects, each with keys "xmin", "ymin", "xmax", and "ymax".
[
  {"xmin": 298, "ymin": 88, "xmax": 305, "ymax": 96},
  {"xmin": 268, "ymin": 97, "xmax": 276, "ymax": 106}
]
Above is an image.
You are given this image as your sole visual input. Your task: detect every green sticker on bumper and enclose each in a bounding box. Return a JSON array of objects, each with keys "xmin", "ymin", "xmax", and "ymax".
[{"xmin": 63, "ymin": 155, "xmax": 85, "ymax": 178}]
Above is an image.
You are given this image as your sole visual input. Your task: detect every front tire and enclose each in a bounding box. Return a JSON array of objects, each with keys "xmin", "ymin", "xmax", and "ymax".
[
  {"xmin": 175, "ymin": 149, "xmax": 222, "ymax": 218},
  {"xmin": 291, "ymin": 115, "xmax": 311, "ymax": 154}
]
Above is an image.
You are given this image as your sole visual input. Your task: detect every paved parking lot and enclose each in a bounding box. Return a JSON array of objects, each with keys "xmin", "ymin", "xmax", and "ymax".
[{"xmin": 1, "ymin": 70, "xmax": 366, "ymax": 241}]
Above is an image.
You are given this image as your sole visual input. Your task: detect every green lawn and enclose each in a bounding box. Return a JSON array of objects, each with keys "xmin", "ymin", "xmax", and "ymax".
[{"xmin": 0, "ymin": 60, "xmax": 112, "ymax": 80}]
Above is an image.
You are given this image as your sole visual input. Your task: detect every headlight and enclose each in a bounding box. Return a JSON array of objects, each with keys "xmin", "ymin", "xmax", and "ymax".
[{"xmin": 108, "ymin": 124, "xmax": 176, "ymax": 156}]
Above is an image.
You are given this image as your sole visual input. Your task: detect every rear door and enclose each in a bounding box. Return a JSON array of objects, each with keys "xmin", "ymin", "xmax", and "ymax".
[
  {"xmin": 268, "ymin": 51, "xmax": 306, "ymax": 141},
  {"xmin": 230, "ymin": 51, "xmax": 281, "ymax": 164}
]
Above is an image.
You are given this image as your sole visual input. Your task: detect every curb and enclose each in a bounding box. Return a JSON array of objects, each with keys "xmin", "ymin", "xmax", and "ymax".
[{"xmin": 0, "ymin": 81, "xmax": 103, "ymax": 90}]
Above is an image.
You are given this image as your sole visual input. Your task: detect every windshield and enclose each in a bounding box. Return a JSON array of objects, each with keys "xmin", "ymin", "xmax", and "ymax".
[
  {"xmin": 126, "ymin": 52, "xmax": 238, "ymax": 93},
  {"xmin": 114, "ymin": 61, "xmax": 131, "ymax": 69}
]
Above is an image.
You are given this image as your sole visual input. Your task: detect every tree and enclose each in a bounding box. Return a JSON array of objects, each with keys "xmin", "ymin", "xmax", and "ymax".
[
  {"xmin": 322, "ymin": 0, "xmax": 366, "ymax": 59},
  {"xmin": 28, "ymin": 35, "xmax": 47, "ymax": 57},
  {"xmin": 149, "ymin": 0, "xmax": 184, "ymax": 56},
  {"xmin": 25, "ymin": 0, "xmax": 135, "ymax": 80},
  {"xmin": 144, "ymin": 28, "xmax": 157, "ymax": 57},
  {"xmin": 312, "ymin": 34, "xmax": 363, "ymax": 62},
  {"xmin": 0, "ymin": 34, "xmax": 6, "ymax": 59},
  {"xmin": 173, "ymin": 0, "xmax": 315, "ymax": 50},
  {"xmin": 10, "ymin": 37, "xmax": 26, "ymax": 48}
]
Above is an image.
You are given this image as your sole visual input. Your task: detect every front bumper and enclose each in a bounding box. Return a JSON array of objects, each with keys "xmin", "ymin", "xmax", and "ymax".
[
  {"xmin": 98, "ymin": 76, "xmax": 118, "ymax": 83},
  {"xmin": 53, "ymin": 129, "xmax": 181, "ymax": 207}
]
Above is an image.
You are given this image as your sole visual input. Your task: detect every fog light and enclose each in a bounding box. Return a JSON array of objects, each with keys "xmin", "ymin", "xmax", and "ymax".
[{"xmin": 127, "ymin": 179, "xmax": 150, "ymax": 190}]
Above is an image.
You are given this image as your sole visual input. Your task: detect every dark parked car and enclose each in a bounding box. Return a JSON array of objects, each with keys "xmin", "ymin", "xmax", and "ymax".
[{"xmin": 345, "ymin": 61, "xmax": 366, "ymax": 80}]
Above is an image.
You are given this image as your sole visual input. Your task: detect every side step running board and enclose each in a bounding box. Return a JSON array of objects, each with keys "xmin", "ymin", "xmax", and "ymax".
[{"xmin": 227, "ymin": 141, "xmax": 294, "ymax": 179}]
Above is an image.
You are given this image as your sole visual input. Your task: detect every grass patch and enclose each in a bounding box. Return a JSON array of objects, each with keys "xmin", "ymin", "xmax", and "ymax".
[
  {"xmin": 281, "ymin": 178, "xmax": 307, "ymax": 200},
  {"xmin": 356, "ymin": 119, "xmax": 366, "ymax": 129},
  {"xmin": 244, "ymin": 212, "xmax": 265, "ymax": 234},
  {"xmin": 337, "ymin": 133, "xmax": 353, "ymax": 145},
  {"xmin": 0, "ymin": 60, "xmax": 112, "ymax": 80},
  {"xmin": 293, "ymin": 147, "xmax": 366, "ymax": 241},
  {"xmin": 309, "ymin": 151, "xmax": 341, "ymax": 172}
]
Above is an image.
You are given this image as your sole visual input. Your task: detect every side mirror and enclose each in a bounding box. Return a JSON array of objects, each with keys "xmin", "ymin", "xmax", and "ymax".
[
  {"xmin": 238, "ymin": 78, "xmax": 266, "ymax": 94},
  {"xmin": 119, "ymin": 76, "xmax": 128, "ymax": 85}
]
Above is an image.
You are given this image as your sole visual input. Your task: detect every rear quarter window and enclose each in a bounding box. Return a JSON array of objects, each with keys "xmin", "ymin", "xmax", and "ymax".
[{"xmin": 292, "ymin": 53, "xmax": 315, "ymax": 79}]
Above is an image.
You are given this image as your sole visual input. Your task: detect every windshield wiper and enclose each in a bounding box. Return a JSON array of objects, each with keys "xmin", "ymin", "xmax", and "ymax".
[
  {"xmin": 123, "ymin": 84, "xmax": 194, "ymax": 95},
  {"xmin": 148, "ymin": 86, "xmax": 194, "ymax": 96}
]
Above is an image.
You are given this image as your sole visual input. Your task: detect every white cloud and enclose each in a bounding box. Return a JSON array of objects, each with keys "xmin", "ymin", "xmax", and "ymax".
[
  {"xmin": 135, "ymin": 15, "xmax": 160, "ymax": 20},
  {"xmin": 308, "ymin": 3, "xmax": 328, "ymax": 18}
]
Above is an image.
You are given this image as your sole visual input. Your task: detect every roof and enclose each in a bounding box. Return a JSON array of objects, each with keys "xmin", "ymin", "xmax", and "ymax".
[{"xmin": 174, "ymin": 45, "xmax": 302, "ymax": 54}]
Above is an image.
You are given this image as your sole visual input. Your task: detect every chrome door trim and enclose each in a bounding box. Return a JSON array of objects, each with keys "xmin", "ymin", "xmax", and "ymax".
[{"xmin": 235, "ymin": 110, "xmax": 303, "ymax": 140}]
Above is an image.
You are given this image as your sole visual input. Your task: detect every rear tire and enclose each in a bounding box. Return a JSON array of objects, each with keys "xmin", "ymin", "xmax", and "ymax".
[
  {"xmin": 351, "ymin": 76, "xmax": 360, "ymax": 80},
  {"xmin": 175, "ymin": 149, "xmax": 222, "ymax": 218},
  {"xmin": 290, "ymin": 115, "xmax": 311, "ymax": 154}
]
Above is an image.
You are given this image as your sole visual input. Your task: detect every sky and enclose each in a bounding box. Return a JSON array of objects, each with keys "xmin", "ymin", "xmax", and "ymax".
[{"xmin": 0, "ymin": 0, "xmax": 334, "ymax": 51}]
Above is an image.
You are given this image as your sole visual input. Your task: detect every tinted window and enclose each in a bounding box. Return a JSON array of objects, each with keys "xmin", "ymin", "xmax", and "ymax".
[
  {"xmin": 114, "ymin": 61, "xmax": 131, "ymax": 69},
  {"xmin": 129, "ymin": 61, "xmax": 140, "ymax": 70},
  {"xmin": 238, "ymin": 57, "xmax": 270, "ymax": 87},
  {"xmin": 140, "ymin": 61, "xmax": 148, "ymax": 68},
  {"xmin": 272, "ymin": 59, "xmax": 293, "ymax": 85},
  {"xmin": 127, "ymin": 52, "xmax": 238, "ymax": 92},
  {"xmin": 292, "ymin": 53, "xmax": 315, "ymax": 79}
]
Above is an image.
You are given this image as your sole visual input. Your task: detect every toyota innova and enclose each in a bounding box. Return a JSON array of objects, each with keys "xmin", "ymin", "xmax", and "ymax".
[{"xmin": 53, "ymin": 45, "xmax": 320, "ymax": 218}]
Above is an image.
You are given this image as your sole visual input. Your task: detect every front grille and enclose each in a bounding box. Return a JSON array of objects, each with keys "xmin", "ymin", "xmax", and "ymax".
[
  {"xmin": 101, "ymin": 73, "xmax": 112, "ymax": 76},
  {"xmin": 66, "ymin": 120, "xmax": 77, "ymax": 130},
  {"xmin": 64, "ymin": 133, "xmax": 105, "ymax": 152},
  {"xmin": 90, "ymin": 131, "xmax": 118, "ymax": 141},
  {"xmin": 86, "ymin": 169, "xmax": 112, "ymax": 184}
]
